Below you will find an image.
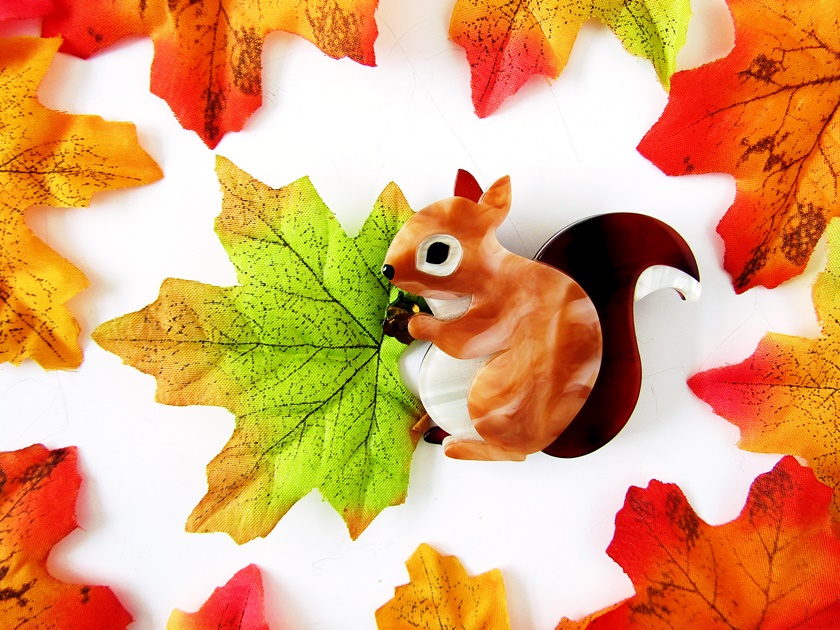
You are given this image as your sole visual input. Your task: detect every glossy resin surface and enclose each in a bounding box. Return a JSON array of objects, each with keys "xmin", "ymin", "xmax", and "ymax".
[
  {"xmin": 536, "ymin": 213, "xmax": 701, "ymax": 457},
  {"xmin": 383, "ymin": 177, "xmax": 603, "ymax": 461}
]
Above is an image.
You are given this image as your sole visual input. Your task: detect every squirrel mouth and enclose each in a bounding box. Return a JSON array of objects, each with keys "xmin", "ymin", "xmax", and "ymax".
[{"xmin": 424, "ymin": 294, "xmax": 472, "ymax": 321}]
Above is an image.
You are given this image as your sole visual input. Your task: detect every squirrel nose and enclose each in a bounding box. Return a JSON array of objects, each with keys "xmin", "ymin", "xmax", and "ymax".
[{"xmin": 381, "ymin": 264, "xmax": 395, "ymax": 280}]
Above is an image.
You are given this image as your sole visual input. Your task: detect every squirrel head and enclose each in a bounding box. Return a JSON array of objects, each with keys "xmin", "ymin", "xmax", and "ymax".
[{"xmin": 382, "ymin": 176, "xmax": 512, "ymax": 299}]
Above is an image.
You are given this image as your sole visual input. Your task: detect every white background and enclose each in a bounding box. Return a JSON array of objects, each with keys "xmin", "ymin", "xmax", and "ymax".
[{"xmin": 0, "ymin": 2, "xmax": 824, "ymax": 628}]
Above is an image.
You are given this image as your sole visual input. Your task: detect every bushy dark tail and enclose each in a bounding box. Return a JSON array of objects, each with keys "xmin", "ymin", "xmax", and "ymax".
[{"xmin": 536, "ymin": 213, "xmax": 700, "ymax": 458}]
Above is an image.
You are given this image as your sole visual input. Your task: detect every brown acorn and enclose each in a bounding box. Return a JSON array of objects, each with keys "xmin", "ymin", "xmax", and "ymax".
[{"xmin": 382, "ymin": 294, "xmax": 425, "ymax": 344}]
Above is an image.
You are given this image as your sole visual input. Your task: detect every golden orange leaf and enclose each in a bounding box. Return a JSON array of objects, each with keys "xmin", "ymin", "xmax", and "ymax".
[
  {"xmin": 376, "ymin": 543, "xmax": 510, "ymax": 630},
  {"xmin": 0, "ymin": 36, "xmax": 162, "ymax": 369}
]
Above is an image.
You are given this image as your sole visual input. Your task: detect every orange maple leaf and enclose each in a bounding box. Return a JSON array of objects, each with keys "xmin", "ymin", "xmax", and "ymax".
[
  {"xmin": 555, "ymin": 601, "xmax": 626, "ymax": 630},
  {"xmin": 376, "ymin": 543, "xmax": 511, "ymax": 630},
  {"xmin": 0, "ymin": 36, "xmax": 162, "ymax": 370},
  {"xmin": 559, "ymin": 457, "xmax": 840, "ymax": 628},
  {"xmin": 167, "ymin": 564, "xmax": 269, "ymax": 630},
  {"xmin": 42, "ymin": 0, "xmax": 379, "ymax": 148},
  {"xmin": 689, "ymin": 218, "xmax": 840, "ymax": 535},
  {"xmin": 638, "ymin": 0, "xmax": 840, "ymax": 293},
  {"xmin": 0, "ymin": 444, "xmax": 132, "ymax": 628}
]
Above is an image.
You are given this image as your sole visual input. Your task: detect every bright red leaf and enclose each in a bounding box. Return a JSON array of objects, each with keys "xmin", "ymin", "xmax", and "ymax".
[
  {"xmin": 558, "ymin": 457, "xmax": 840, "ymax": 628},
  {"xmin": 0, "ymin": 444, "xmax": 132, "ymax": 628},
  {"xmin": 167, "ymin": 564, "xmax": 269, "ymax": 630},
  {"xmin": 0, "ymin": 0, "xmax": 53, "ymax": 21},
  {"xmin": 42, "ymin": 0, "xmax": 379, "ymax": 147},
  {"xmin": 639, "ymin": 0, "xmax": 840, "ymax": 292}
]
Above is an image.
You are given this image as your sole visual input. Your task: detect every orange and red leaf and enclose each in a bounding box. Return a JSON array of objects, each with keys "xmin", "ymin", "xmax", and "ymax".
[
  {"xmin": 167, "ymin": 564, "xmax": 269, "ymax": 630},
  {"xmin": 565, "ymin": 457, "xmax": 840, "ymax": 628},
  {"xmin": 0, "ymin": 0, "xmax": 53, "ymax": 21},
  {"xmin": 689, "ymin": 218, "xmax": 840, "ymax": 534},
  {"xmin": 639, "ymin": 0, "xmax": 840, "ymax": 292},
  {"xmin": 450, "ymin": 0, "xmax": 690, "ymax": 117},
  {"xmin": 0, "ymin": 444, "xmax": 132, "ymax": 628},
  {"xmin": 43, "ymin": 0, "xmax": 379, "ymax": 147}
]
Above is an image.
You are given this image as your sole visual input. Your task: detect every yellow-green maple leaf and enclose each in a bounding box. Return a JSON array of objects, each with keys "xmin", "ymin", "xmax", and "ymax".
[{"xmin": 94, "ymin": 156, "xmax": 423, "ymax": 542}]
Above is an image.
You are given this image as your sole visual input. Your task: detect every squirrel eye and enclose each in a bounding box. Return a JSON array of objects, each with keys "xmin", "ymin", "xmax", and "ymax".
[
  {"xmin": 416, "ymin": 234, "xmax": 462, "ymax": 276},
  {"xmin": 425, "ymin": 241, "xmax": 450, "ymax": 264}
]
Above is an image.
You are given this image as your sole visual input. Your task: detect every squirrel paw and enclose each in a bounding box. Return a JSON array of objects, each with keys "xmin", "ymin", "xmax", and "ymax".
[{"xmin": 442, "ymin": 436, "xmax": 526, "ymax": 462}]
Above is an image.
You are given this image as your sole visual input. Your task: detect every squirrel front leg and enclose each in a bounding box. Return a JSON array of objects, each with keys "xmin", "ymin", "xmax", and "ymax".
[
  {"xmin": 408, "ymin": 314, "xmax": 466, "ymax": 356},
  {"xmin": 407, "ymin": 313, "xmax": 442, "ymax": 342},
  {"xmin": 408, "ymin": 312, "xmax": 503, "ymax": 359}
]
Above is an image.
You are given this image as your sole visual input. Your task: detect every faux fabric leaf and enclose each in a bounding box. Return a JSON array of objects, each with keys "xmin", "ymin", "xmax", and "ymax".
[
  {"xmin": 450, "ymin": 0, "xmax": 691, "ymax": 117},
  {"xmin": 94, "ymin": 156, "xmax": 423, "ymax": 542},
  {"xmin": 561, "ymin": 456, "xmax": 840, "ymax": 628},
  {"xmin": 0, "ymin": 37, "xmax": 162, "ymax": 370},
  {"xmin": 638, "ymin": 0, "xmax": 840, "ymax": 293},
  {"xmin": 555, "ymin": 602, "xmax": 625, "ymax": 629},
  {"xmin": 0, "ymin": 0, "xmax": 52, "ymax": 21},
  {"xmin": 689, "ymin": 218, "xmax": 840, "ymax": 534},
  {"xmin": 0, "ymin": 444, "xmax": 132, "ymax": 628},
  {"xmin": 42, "ymin": 0, "xmax": 379, "ymax": 148},
  {"xmin": 167, "ymin": 564, "xmax": 269, "ymax": 630},
  {"xmin": 375, "ymin": 543, "xmax": 511, "ymax": 630}
]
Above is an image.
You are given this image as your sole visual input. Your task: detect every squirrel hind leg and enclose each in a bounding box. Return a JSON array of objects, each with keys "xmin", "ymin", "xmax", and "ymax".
[{"xmin": 442, "ymin": 436, "xmax": 527, "ymax": 462}]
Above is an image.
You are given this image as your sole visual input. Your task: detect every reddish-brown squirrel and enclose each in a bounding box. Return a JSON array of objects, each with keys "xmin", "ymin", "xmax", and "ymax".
[{"xmin": 382, "ymin": 173, "xmax": 700, "ymax": 461}]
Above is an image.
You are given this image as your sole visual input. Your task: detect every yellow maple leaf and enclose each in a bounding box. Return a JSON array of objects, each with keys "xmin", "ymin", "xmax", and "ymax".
[
  {"xmin": 0, "ymin": 36, "xmax": 162, "ymax": 370},
  {"xmin": 376, "ymin": 543, "xmax": 510, "ymax": 630}
]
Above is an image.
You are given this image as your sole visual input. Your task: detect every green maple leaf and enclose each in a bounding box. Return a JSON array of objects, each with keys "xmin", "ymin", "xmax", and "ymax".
[{"xmin": 94, "ymin": 156, "xmax": 423, "ymax": 542}]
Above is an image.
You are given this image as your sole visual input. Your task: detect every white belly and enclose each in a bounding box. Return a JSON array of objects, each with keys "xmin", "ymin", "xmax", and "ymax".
[{"xmin": 418, "ymin": 346, "xmax": 489, "ymax": 440}]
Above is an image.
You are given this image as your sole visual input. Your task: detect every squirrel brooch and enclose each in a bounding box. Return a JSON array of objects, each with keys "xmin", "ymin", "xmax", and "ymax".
[{"xmin": 382, "ymin": 172, "xmax": 700, "ymax": 461}]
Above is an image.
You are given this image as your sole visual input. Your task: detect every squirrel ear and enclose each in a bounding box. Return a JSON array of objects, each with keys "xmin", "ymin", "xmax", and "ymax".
[
  {"xmin": 454, "ymin": 169, "xmax": 483, "ymax": 202},
  {"xmin": 479, "ymin": 176, "xmax": 512, "ymax": 223}
]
